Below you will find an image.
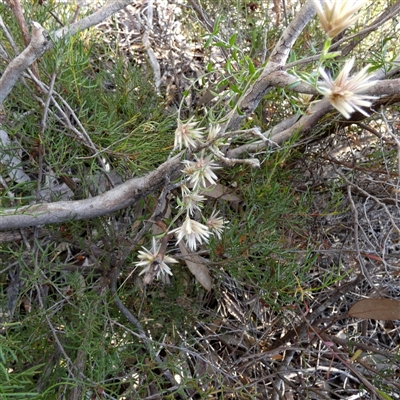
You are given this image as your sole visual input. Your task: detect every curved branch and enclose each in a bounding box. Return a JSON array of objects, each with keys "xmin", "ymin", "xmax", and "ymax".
[
  {"xmin": 226, "ymin": 115, "xmax": 300, "ymax": 158},
  {"xmin": 226, "ymin": 98, "xmax": 332, "ymax": 158},
  {"xmin": 0, "ymin": 156, "xmax": 181, "ymax": 230},
  {"xmin": 52, "ymin": 0, "xmax": 137, "ymax": 41},
  {"xmin": 269, "ymin": 98, "xmax": 332, "ymax": 144},
  {"xmin": 269, "ymin": 0, "xmax": 316, "ymax": 65},
  {"xmin": 225, "ymin": 0, "xmax": 316, "ymax": 131},
  {"xmin": 0, "ymin": 21, "xmax": 48, "ymax": 104},
  {"xmin": 0, "ymin": 0, "xmax": 138, "ymax": 105},
  {"xmin": 227, "ymin": 75, "xmax": 400, "ymax": 158},
  {"xmin": 261, "ymin": 71, "xmax": 400, "ymax": 96}
]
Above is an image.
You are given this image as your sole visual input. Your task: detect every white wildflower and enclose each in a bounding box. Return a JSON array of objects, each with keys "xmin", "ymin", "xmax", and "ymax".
[
  {"xmin": 318, "ymin": 58, "xmax": 376, "ymax": 119},
  {"xmin": 206, "ymin": 210, "xmax": 227, "ymax": 239},
  {"xmin": 182, "ymin": 154, "xmax": 220, "ymax": 190},
  {"xmin": 179, "ymin": 184, "xmax": 205, "ymax": 216},
  {"xmin": 208, "ymin": 125, "xmax": 221, "ymax": 141},
  {"xmin": 171, "ymin": 216, "xmax": 210, "ymax": 251},
  {"xmin": 207, "ymin": 125, "xmax": 225, "ymax": 157},
  {"xmin": 312, "ymin": 0, "xmax": 368, "ymax": 38},
  {"xmin": 136, "ymin": 237, "xmax": 178, "ymax": 280},
  {"xmin": 295, "ymin": 93, "xmax": 314, "ymax": 107},
  {"xmin": 174, "ymin": 117, "xmax": 204, "ymax": 150}
]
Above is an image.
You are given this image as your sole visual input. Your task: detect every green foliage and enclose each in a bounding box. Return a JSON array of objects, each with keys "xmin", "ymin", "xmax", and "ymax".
[
  {"xmin": 0, "ymin": 333, "xmax": 42, "ymax": 397},
  {"xmin": 0, "ymin": 0, "xmax": 398, "ymax": 398},
  {"xmin": 214, "ymin": 148, "xmax": 314, "ymax": 308}
]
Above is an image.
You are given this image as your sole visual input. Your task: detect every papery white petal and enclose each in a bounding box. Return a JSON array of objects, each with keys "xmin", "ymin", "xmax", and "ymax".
[
  {"xmin": 312, "ymin": 0, "xmax": 368, "ymax": 38},
  {"xmin": 318, "ymin": 58, "xmax": 376, "ymax": 119}
]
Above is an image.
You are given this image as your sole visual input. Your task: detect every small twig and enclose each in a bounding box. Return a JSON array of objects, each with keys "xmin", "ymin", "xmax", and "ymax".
[
  {"xmin": 36, "ymin": 72, "xmax": 56, "ymax": 201},
  {"xmin": 272, "ymin": 349, "xmax": 296, "ymax": 400},
  {"xmin": 196, "ymin": 126, "xmax": 277, "ymax": 153},
  {"xmin": 5, "ymin": 0, "xmax": 29, "ymax": 46},
  {"xmin": 142, "ymin": 0, "xmax": 161, "ymax": 93},
  {"xmin": 27, "ymin": 70, "xmax": 115, "ymax": 187},
  {"xmin": 299, "ymin": 307, "xmax": 387, "ymax": 400},
  {"xmin": 209, "ymin": 146, "xmax": 260, "ymax": 168},
  {"xmin": 346, "ymin": 185, "xmax": 381, "ymax": 292},
  {"xmin": 110, "ymin": 267, "xmax": 176, "ymax": 386},
  {"xmin": 0, "ymin": 14, "xmax": 19, "ymax": 55},
  {"xmin": 336, "ymin": 168, "xmax": 399, "ymax": 233},
  {"xmin": 5, "ymin": 0, "xmax": 41, "ymax": 80},
  {"xmin": 186, "ymin": 0, "xmax": 213, "ymax": 31},
  {"xmin": 357, "ymin": 122, "xmax": 383, "ymax": 139}
]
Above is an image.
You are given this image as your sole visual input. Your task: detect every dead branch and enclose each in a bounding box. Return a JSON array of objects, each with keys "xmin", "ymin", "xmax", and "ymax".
[
  {"xmin": 0, "ymin": 21, "xmax": 48, "ymax": 104},
  {"xmin": 227, "ymin": 98, "xmax": 332, "ymax": 158},
  {"xmin": 0, "ymin": 155, "xmax": 181, "ymax": 230},
  {"xmin": 5, "ymin": 0, "xmax": 30, "ymax": 46},
  {"xmin": 224, "ymin": 0, "xmax": 316, "ymax": 132},
  {"xmin": 0, "ymin": 0, "xmax": 139, "ymax": 105},
  {"xmin": 337, "ymin": 0, "xmax": 400, "ymax": 58}
]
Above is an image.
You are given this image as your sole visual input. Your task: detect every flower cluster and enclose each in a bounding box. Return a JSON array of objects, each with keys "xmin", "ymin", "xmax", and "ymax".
[
  {"xmin": 171, "ymin": 215, "xmax": 211, "ymax": 251},
  {"xmin": 179, "ymin": 184, "xmax": 205, "ymax": 216},
  {"xmin": 206, "ymin": 210, "xmax": 227, "ymax": 239},
  {"xmin": 182, "ymin": 153, "xmax": 220, "ymax": 190},
  {"xmin": 136, "ymin": 120, "xmax": 228, "ymax": 280},
  {"xmin": 137, "ymin": 0, "xmax": 375, "ymax": 281}
]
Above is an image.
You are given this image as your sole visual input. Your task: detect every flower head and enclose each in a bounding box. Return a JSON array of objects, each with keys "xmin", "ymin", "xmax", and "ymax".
[
  {"xmin": 179, "ymin": 184, "xmax": 205, "ymax": 216},
  {"xmin": 206, "ymin": 210, "xmax": 227, "ymax": 239},
  {"xmin": 182, "ymin": 154, "xmax": 220, "ymax": 190},
  {"xmin": 170, "ymin": 216, "xmax": 210, "ymax": 251},
  {"xmin": 136, "ymin": 237, "xmax": 178, "ymax": 281},
  {"xmin": 207, "ymin": 125, "xmax": 221, "ymax": 142},
  {"xmin": 174, "ymin": 117, "xmax": 205, "ymax": 150},
  {"xmin": 207, "ymin": 125, "xmax": 225, "ymax": 157},
  {"xmin": 318, "ymin": 58, "xmax": 376, "ymax": 119},
  {"xmin": 295, "ymin": 93, "xmax": 314, "ymax": 107},
  {"xmin": 312, "ymin": 0, "xmax": 368, "ymax": 38}
]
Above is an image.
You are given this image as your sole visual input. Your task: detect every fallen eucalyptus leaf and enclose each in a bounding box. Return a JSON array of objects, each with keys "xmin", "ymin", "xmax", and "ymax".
[
  {"xmin": 201, "ymin": 182, "xmax": 242, "ymax": 202},
  {"xmin": 349, "ymin": 298, "xmax": 400, "ymax": 321},
  {"xmin": 178, "ymin": 242, "xmax": 212, "ymax": 291}
]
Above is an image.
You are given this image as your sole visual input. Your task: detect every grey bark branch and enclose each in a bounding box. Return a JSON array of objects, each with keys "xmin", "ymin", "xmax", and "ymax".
[
  {"xmin": 226, "ymin": 77, "xmax": 400, "ymax": 159},
  {"xmin": 0, "ymin": 156, "xmax": 181, "ymax": 230},
  {"xmin": 226, "ymin": 99, "xmax": 332, "ymax": 158},
  {"xmin": 257, "ymin": 71, "xmax": 400, "ymax": 96},
  {"xmin": 0, "ymin": 0, "xmax": 138, "ymax": 105},
  {"xmin": 225, "ymin": 0, "xmax": 316, "ymax": 131},
  {"xmin": 51, "ymin": 0, "xmax": 138, "ymax": 41},
  {"xmin": 268, "ymin": 0, "xmax": 316, "ymax": 65},
  {"xmin": 0, "ymin": 21, "xmax": 48, "ymax": 104}
]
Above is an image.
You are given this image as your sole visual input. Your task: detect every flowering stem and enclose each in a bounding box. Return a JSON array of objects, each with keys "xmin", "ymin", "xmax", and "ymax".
[
  {"xmin": 157, "ymin": 233, "xmax": 173, "ymax": 259},
  {"xmin": 315, "ymin": 38, "xmax": 340, "ymax": 92},
  {"xmin": 320, "ymin": 38, "xmax": 332, "ymax": 63}
]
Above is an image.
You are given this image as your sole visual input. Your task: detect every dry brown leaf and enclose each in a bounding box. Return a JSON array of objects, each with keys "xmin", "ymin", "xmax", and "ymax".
[
  {"xmin": 178, "ymin": 242, "xmax": 212, "ymax": 291},
  {"xmin": 201, "ymin": 183, "xmax": 242, "ymax": 202},
  {"xmin": 349, "ymin": 298, "xmax": 400, "ymax": 320}
]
